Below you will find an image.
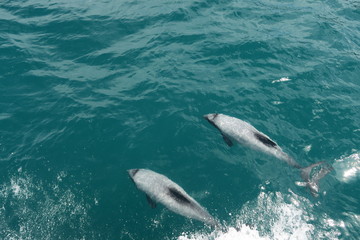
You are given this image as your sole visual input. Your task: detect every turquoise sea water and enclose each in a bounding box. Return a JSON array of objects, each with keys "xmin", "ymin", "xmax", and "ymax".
[{"xmin": 1, "ymin": 0, "xmax": 359, "ymax": 239}]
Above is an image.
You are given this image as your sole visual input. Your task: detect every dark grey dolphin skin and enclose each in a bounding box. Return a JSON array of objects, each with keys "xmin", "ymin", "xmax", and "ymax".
[
  {"xmin": 128, "ymin": 169, "xmax": 219, "ymax": 226},
  {"xmin": 204, "ymin": 113, "xmax": 333, "ymax": 196}
]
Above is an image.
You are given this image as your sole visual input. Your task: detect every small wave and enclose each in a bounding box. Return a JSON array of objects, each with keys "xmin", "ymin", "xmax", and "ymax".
[{"xmin": 0, "ymin": 113, "xmax": 12, "ymax": 121}]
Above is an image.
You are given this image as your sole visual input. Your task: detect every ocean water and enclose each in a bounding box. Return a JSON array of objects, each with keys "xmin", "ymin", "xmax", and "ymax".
[{"xmin": 0, "ymin": 0, "xmax": 359, "ymax": 239}]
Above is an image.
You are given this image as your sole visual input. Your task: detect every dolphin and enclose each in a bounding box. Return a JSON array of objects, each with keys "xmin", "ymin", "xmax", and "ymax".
[
  {"xmin": 128, "ymin": 168, "xmax": 219, "ymax": 227},
  {"xmin": 204, "ymin": 113, "xmax": 332, "ymax": 196}
]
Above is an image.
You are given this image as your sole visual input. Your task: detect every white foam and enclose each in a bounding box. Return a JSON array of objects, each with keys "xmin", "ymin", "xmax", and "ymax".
[
  {"xmin": 333, "ymin": 152, "xmax": 360, "ymax": 183},
  {"xmin": 271, "ymin": 101, "xmax": 284, "ymax": 105},
  {"xmin": 303, "ymin": 145, "xmax": 312, "ymax": 153},
  {"xmin": 10, "ymin": 177, "xmax": 32, "ymax": 199},
  {"xmin": 178, "ymin": 225, "xmax": 266, "ymax": 240},
  {"xmin": 272, "ymin": 77, "xmax": 291, "ymax": 83}
]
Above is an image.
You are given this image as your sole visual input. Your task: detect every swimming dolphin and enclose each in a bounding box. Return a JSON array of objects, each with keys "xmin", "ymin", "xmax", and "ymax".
[
  {"xmin": 128, "ymin": 169, "xmax": 219, "ymax": 226},
  {"xmin": 204, "ymin": 113, "xmax": 332, "ymax": 196}
]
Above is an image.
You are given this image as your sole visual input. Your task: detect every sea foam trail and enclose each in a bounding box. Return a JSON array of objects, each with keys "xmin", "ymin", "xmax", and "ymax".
[{"xmin": 178, "ymin": 190, "xmax": 342, "ymax": 240}]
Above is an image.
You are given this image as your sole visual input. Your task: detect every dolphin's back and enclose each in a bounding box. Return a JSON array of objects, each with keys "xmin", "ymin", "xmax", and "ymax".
[
  {"xmin": 129, "ymin": 169, "xmax": 218, "ymax": 226},
  {"xmin": 210, "ymin": 114, "xmax": 301, "ymax": 168},
  {"xmin": 214, "ymin": 114, "xmax": 275, "ymax": 148}
]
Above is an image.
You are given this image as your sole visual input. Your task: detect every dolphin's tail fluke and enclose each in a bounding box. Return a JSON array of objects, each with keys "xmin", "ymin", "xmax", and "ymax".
[{"xmin": 297, "ymin": 162, "xmax": 333, "ymax": 197}]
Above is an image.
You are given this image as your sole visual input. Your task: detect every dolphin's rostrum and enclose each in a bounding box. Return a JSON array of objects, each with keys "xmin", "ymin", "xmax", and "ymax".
[
  {"xmin": 204, "ymin": 113, "xmax": 332, "ymax": 196},
  {"xmin": 128, "ymin": 168, "xmax": 219, "ymax": 226}
]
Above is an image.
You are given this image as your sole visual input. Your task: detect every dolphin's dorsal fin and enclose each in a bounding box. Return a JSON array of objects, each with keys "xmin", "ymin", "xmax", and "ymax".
[
  {"xmin": 254, "ymin": 132, "xmax": 277, "ymax": 148},
  {"xmin": 222, "ymin": 134, "xmax": 233, "ymax": 147},
  {"xmin": 146, "ymin": 194, "xmax": 157, "ymax": 208}
]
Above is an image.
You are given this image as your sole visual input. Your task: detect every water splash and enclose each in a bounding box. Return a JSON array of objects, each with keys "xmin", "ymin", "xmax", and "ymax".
[
  {"xmin": 178, "ymin": 225, "xmax": 265, "ymax": 240},
  {"xmin": 0, "ymin": 173, "xmax": 92, "ymax": 240},
  {"xmin": 177, "ymin": 190, "xmax": 341, "ymax": 240},
  {"xmin": 333, "ymin": 152, "xmax": 360, "ymax": 183}
]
